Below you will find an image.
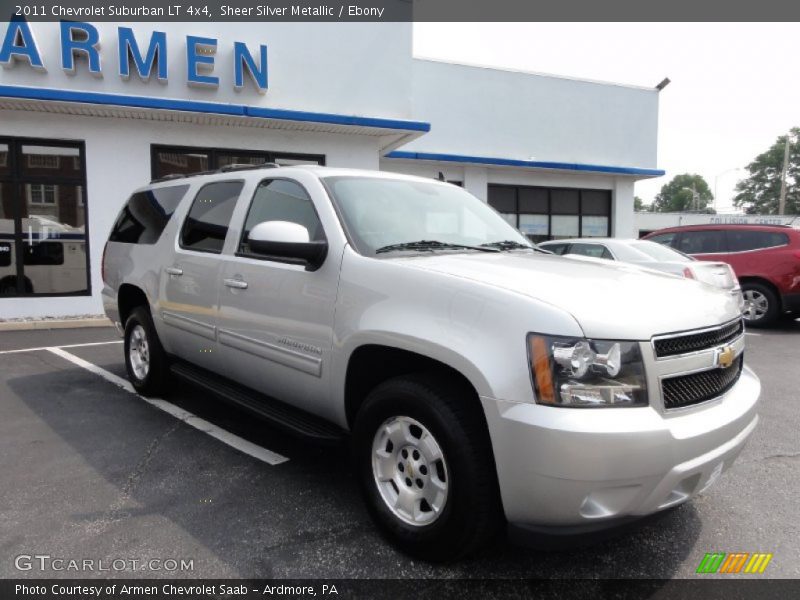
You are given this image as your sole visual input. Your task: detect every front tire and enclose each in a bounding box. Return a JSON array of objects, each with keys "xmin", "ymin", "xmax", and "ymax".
[
  {"xmin": 741, "ymin": 282, "xmax": 780, "ymax": 327},
  {"xmin": 124, "ymin": 306, "xmax": 171, "ymax": 396},
  {"xmin": 353, "ymin": 374, "xmax": 502, "ymax": 561}
]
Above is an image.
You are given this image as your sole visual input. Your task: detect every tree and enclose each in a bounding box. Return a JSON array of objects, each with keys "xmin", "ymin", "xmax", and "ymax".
[
  {"xmin": 634, "ymin": 196, "xmax": 647, "ymax": 211},
  {"xmin": 733, "ymin": 128, "xmax": 799, "ymax": 215},
  {"xmin": 653, "ymin": 174, "xmax": 714, "ymax": 212}
]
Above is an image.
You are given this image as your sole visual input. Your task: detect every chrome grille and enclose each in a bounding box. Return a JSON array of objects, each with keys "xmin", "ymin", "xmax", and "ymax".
[
  {"xmin": 653, "ymin": 319, "xmax": 743, "ymax": 358},
  {"xmin": 661, "ymin": 356, "xmax": 744, "ymax": 409}
]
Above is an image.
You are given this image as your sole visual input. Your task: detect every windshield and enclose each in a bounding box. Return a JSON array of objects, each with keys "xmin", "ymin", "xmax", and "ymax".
[
  {"xmin": 323, "ymin": 176, "xmax": 533, "ymax": 256},
  {"xmin": 629, "ymin": 240, "xmax": 692, "ymax": 262}
]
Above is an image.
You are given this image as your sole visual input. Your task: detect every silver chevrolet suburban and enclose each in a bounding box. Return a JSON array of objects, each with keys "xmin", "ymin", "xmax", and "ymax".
[{"xmin": 102, "ymin": 164, "xmax": 760, "ymax": 561}]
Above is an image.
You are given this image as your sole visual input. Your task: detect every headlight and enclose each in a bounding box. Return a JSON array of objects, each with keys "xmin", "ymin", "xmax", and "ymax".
[{"xmin": 528, "ymin": 334, "xmax": 648, "ymax": 408}]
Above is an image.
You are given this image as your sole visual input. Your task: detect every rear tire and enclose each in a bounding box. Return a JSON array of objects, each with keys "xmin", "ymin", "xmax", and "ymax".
[
  {"xmin": 741, "ymin": 282, "xmax": 780, "ymax": 327},
  {"xmin": 124, "ymin": 306, "xmax": 171, "ymax": 396},
  {"xmin": 353, "ymin": 373, "xmax": 503, "ymax": 561}
]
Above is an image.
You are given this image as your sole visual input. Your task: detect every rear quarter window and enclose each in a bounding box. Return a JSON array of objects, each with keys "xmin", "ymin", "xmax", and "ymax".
[
  {"xmin": 727, "ymin": 230, "xmax": 789, "ymax": 252},
  {"xmin": 109, "ymin": 185, "xmax": 190, "ymax": 245},
  {"xmin": 646, "ymin": 232, "xmax": 677, "ymax": 247}
]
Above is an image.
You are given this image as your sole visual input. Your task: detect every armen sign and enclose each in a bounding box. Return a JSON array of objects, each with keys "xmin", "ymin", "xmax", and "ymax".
[{"xmin": 0, "ymin": 18, "xmax": 269, "ymax": 93}]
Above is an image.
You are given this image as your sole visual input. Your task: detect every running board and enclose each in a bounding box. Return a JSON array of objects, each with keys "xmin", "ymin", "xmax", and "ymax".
[{"xmin": 170, "ymin": 361, "xmax": 347, "ymax": 444}]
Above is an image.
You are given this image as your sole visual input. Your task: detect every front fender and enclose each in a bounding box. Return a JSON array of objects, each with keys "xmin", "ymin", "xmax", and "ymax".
[{"xmin": 330, "ymin": 248, "xmax": 583, "ymax": 427}]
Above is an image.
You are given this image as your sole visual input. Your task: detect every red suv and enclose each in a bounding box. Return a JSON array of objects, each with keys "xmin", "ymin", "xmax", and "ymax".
[{"xmin": 643, "ymin": 224, "xmax": 800, "ymax": 326}]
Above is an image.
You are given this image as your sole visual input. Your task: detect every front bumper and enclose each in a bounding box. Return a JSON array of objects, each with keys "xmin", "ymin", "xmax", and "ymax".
[{"xmin": 481, "ymin": 364, "xmax": 760, "ymax": 528}]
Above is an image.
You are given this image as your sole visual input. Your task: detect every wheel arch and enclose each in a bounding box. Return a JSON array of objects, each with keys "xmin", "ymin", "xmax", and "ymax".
[
  {"xmin": 738, "ymin": 276, "xmax": 783, "ymax": 310},
  {"xmin": 118, "ymin": 283, "xmax": 150, "ymax": 326},
  {"xmin": 342, "ymin": 340, "xmax": 490, "ymax": 429}
]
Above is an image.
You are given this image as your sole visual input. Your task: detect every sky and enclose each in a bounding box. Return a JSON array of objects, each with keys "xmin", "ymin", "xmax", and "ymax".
[{"xmin": 413, "ymin": 23, "xmax": 800, "ymax": 213}]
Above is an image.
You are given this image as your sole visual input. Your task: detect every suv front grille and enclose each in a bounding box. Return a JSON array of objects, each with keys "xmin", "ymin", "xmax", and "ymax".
[
  {"xmin": 661, "ymin": 356, "xmax": 744, "ymax": 409},
  {"xmin": 653, "ymin": 319, "xmax": 743, "ymax": 358}
]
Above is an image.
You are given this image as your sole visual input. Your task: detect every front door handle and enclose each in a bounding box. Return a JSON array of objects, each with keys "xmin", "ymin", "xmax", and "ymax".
[
  {"xmin": 223, "ymin": 278, "xmax": 249, "ymax": 290},
  {"xmin": 165, "ymin": 267, "xmax": 183, "ymax": 276}
]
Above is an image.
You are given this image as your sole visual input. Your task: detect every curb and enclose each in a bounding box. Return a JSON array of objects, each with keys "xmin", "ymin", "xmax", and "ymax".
[{"xmin": 0, "ymin": 317, "xmax": 114, "ymax": 331}]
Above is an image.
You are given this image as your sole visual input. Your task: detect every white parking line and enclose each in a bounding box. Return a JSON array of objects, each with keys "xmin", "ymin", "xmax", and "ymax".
[
  {"xmin": 744, "ymin": 332, "xmax": 761, "ymax": 337},
  {"xmin": 45, "ymin": 346, "xmax": 289, "ymax": 466},
  {"xmin": 0, "ymin": 340, "xmax": 123, "ymax": 355}
]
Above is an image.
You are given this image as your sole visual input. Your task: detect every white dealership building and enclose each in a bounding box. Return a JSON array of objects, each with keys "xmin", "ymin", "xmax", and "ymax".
[{"xmin": 0, "ymin": 21, "xmax": 663, "ymax": 319}]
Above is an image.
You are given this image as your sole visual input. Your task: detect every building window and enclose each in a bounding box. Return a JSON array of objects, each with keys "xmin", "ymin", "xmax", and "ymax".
[
  {"xmin": 488, "ymin": 184, "xmax": 611, "ymax": 243},
  {"xmin": 27, "ymin": 154, "xmax": 60, "ymax": 169},
  {"xmin": 152, "ymin": 145, "xmax": 325, "ymax": 180},
  {"xmin": 0, "ymin": 138, "xmax": 89, "ymax": 297},
  {"xmin": 29, "ymin": 184, "xmax": 58, "ymax": 205}
]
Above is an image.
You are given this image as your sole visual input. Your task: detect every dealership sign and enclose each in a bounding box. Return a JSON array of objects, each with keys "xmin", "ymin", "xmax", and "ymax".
[{"xmin": 0, "ymin": 18, "xmax": 268, "ymax": 93}]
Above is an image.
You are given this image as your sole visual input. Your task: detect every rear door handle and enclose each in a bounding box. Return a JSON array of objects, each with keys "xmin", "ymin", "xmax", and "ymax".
[
  {"xmin": 165, "ymin": 267, "xmax": 183, "ymax": 276},
  {"xmin": 223, "ymin": 278, "xmax": 249, "ymax": 290}
]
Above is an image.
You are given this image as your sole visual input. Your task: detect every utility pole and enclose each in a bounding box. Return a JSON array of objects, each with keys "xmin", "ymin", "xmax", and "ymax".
[{"xmin": 779, "ymin": 133, "xmax": 791, "ymax": 215}]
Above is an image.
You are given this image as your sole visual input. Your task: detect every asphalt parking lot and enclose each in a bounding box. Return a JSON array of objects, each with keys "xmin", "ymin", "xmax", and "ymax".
[{"xmin": 1, "ymin": 321, "xmax": 798, "ymax": 580}]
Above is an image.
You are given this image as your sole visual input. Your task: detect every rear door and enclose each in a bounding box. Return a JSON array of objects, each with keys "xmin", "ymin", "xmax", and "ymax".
[
  {"xmin": 215, "ymin": 178, "xmax": 339, "ymax": 418},
  {"xmin": 160, "ymin": 180, "xmax": 243, "ymax": 372}
]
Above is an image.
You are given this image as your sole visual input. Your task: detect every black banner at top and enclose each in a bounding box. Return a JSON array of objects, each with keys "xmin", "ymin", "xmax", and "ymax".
[{"xmin": 1, "ymin": 0, "xmax": 800, "ymax": 22}]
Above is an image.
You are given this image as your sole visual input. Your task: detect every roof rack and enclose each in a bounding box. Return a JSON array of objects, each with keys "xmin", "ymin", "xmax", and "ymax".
[
  {"xmin": 218, "ymin": 162, "xmax": 280, "ymax": 173},
  {"xmin": 149, "ymin": 162, "xmax": 282, "ymax": 184}
]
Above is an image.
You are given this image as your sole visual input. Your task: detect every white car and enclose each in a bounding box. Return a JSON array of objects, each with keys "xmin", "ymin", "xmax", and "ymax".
[
  {"xmin": 539, "ymin": 237, "xmax": 743, "ymax": 307},
  {"xmin": 102, "ymin": 166, "xmax": 759, "ymax": 561}
]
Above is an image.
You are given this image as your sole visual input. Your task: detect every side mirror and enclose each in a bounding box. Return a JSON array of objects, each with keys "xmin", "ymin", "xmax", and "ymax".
[{"xmin": 247, "ymin": 221, "xmax": 328, "ymax": 270}]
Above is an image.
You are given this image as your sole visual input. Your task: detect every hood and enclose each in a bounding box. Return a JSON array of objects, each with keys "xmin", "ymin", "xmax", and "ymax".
[{"xmin": 393, "ymin": 251, "xmax": 740, "ymax": 340}]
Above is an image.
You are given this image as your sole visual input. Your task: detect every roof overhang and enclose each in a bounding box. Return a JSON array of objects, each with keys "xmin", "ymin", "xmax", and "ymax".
[
  {"xmin": 384, "ymin": 150, "xmax": 665, "ymax": 178},
  {"xmin": 0, "ymin": 85, "xmax": 431, "ymax": 152}
]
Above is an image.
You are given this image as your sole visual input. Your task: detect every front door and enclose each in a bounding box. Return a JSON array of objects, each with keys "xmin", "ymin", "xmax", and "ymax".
[{"xmin": 216, "ymin": 178, "xmax": 339, "ymax": 418}]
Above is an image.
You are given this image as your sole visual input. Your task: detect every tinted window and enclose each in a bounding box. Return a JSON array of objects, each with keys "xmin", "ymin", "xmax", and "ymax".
[
  {"xmin": 487, "ymin": 186, "xmax": 516, "ymax": 214},
  {"xmin": 0, "ymin": 241, "xmax": 11, "ymax": 267},
  {"xmin": 568, "ymin": 243, "xmax": 613, "ymax": 259},
  {"xmin": 582, "ymin": 190, "xmax": 611, "ymax": 216},
  {"xmin": 629, "ymin": 241, "xmax": 691, "ymax": 262},
  {"xmin": 0, "ymin": 139, "xmax": 89, "ymax": 296},
  {"xmin": 20, "ymin": 145, "xmax": 82, "ymax": 179},
  {"xmin": 0, "ymin": 143, "xmax": 9, "ymax": 178},
  {"xmin": 519, "ymin": 188, "xmax": 548, "ymax": 213},
  {"xmin": 152, "ymin": 145, "xmax": 325, "ymax": 179},
  {"xmin": 180, "ymin": 181, "xmax": 243, "ymax": 253},
  {"xmin": 551, "ymin": 190, "xmax": 579, "ymax": 214},
  {"xmin": 109, "ymin": 185, "xmax": 190, "ymax": 244},
  {"xmin": 647, "ymin": 232, "xmax": 677, "ymax": 247},
  {"xmin": 727, "ymin": 230, "xmax": 789, "ymax": 252},
  {"xmin": 676, "ymin": 230, "xmax": 727, "ymax": 254},
  {"xmin": 542, "ymin": 243, "xmax": 569, "ymax": 255},
  {"xmin": 239, "ymin": 180, "xmax": 324, "ymax": 254},
  {"xmin": 23, "ymin": 241, "xmax": 64, "ymax": 265}
]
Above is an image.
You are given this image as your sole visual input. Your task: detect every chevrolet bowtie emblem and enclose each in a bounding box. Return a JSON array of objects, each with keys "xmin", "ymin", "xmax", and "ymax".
[{"xmin": 716, "ymin": 345, "xmax": 735, "ymax": 369}]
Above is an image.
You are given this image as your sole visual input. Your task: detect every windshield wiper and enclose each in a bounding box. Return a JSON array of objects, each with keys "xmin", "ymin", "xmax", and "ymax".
[
  {"xmin": 480, "ymin": 240, "xmax": 551, "ymax": 253},
  {"xmin": 375, "ymin": 240, "xmax": 500, "ymax": 254}
]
